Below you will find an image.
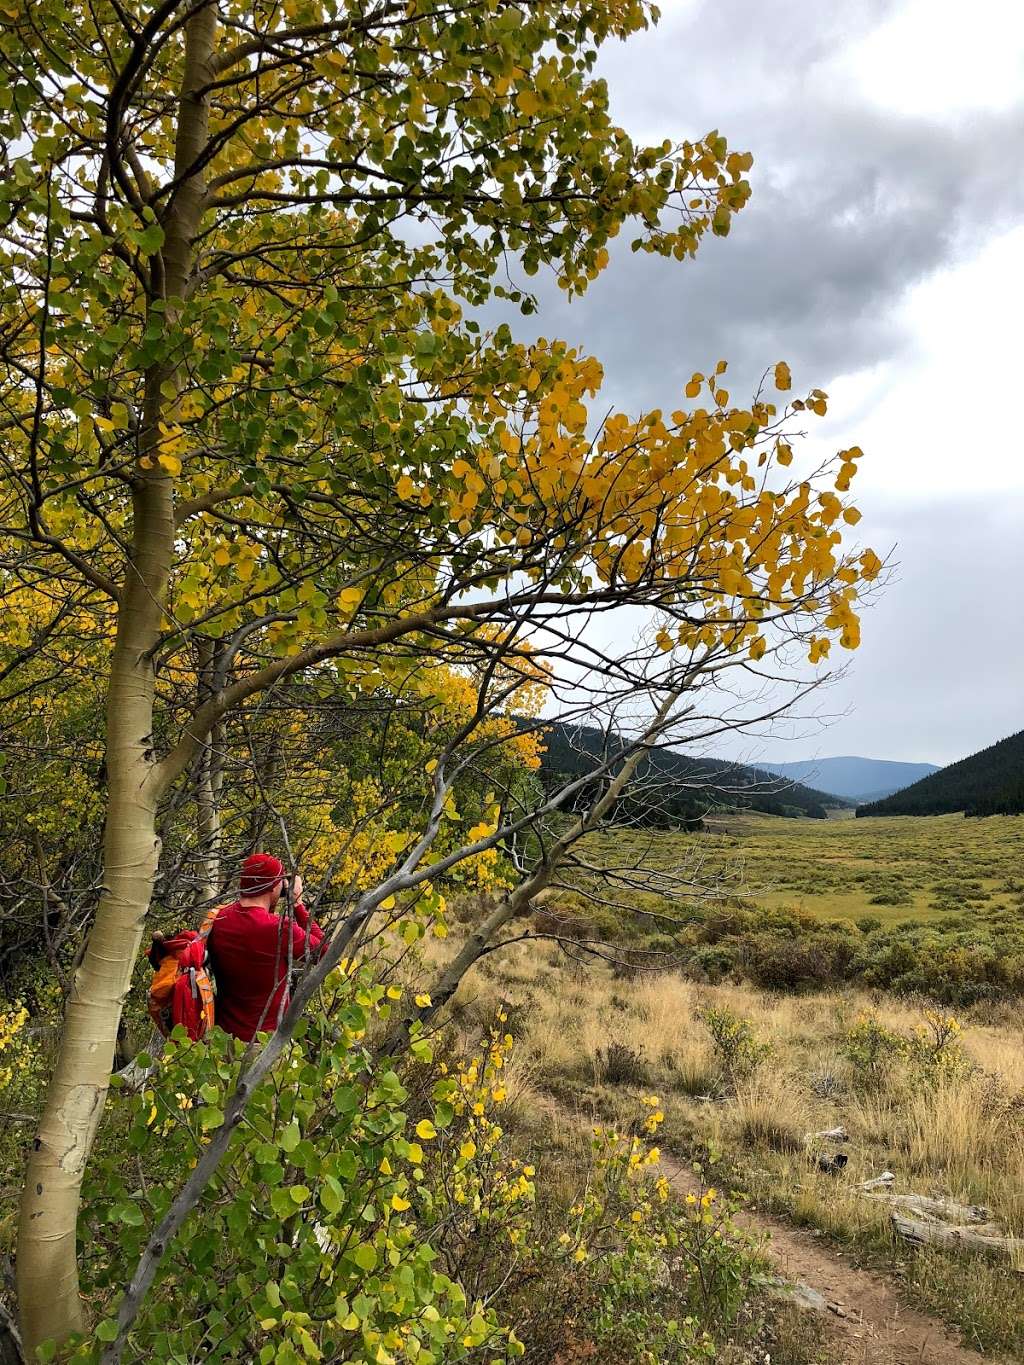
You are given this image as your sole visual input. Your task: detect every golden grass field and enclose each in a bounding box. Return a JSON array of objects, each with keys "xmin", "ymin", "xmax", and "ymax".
[{"xmin": 451, "ymin": 938, "xmax": 1024, "ymax": 1356}]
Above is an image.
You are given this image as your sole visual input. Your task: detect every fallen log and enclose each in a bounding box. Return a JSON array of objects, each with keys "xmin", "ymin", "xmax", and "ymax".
[
  {"xmin": 869, "ymin": 1193, "xmax": 991, "ymax": 1225},
  {"xmin": 857, "ymin": 1171, "xmax": 895, "ymax": 1191},
  {"xmin": 890, "ymin": 1212, "xmax": 1018, "ymax": 1256},
  {"xmin": 804, "ymin": 1126, "xmax": 848, "ymax": 1144}
]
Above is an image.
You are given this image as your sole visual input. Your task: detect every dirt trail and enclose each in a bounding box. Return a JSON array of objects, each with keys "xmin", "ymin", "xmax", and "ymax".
[{"xmin": 657, "ymin": 1147, "xmax": 985, "ymax": 1365}]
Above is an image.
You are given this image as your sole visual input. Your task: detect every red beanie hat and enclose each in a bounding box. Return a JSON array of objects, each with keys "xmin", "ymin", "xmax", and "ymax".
[{"xmin": 240, "ymin": 852, "xmax": 285, "ymax": 895}]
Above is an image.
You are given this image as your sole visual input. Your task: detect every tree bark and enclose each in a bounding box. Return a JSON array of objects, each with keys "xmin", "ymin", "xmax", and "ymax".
[
  {"xmin": 15, "ymin": 517, "xmax": 171, "ymax": 1346},
  {"xmin": 890, "ymin": 1212, "xmax": 1016, "ymax": 1256},
  {"xmin": 195, "ymin": 640, "xmax": 225, "ymax": 901},
  {"xmin": 15, "ymin": 5, "xmax": 218, "ymax": 1351}
]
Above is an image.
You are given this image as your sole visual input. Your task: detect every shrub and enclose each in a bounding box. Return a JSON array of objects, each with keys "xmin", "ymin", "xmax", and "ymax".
[
  {"xmin": 570, "ymin": 1110, "xmax": 763, "ymax": 1360},
  {"xmin": 595, "ymin": 1041, "xmax": 648, "ymax": 1086},
  {"xmin": 841, "ymin": 1012, "xmax": 906, "ymax": 1088},
  {"xmin": 702, "ymin": 1006, "xmax": 771, "ymax": 1085},
  {"xmin": 907, "ymin": 1010, "xmax": 973, "ymax": 1085},
  {"xmin": 687, "ymin": 944, "xmax": 735, "ymax": 984},
  {"xmin": 503, "ymin": 1103, "xmax": 766, "ymax": 1363},
  {"xmin": 74, "ymin": 972, "xmax": 533, "ymax": 1364}
]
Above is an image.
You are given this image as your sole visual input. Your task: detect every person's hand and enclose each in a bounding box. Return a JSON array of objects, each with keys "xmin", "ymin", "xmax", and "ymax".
[{"xmin": 291, "ymin": 873, "xmax": 303, "ymax": 903}]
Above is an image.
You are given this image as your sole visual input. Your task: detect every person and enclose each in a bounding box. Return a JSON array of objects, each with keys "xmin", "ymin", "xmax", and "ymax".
[{"xmin": 207, "ymin": 852, "xmax": 325, "ymax": 1042}]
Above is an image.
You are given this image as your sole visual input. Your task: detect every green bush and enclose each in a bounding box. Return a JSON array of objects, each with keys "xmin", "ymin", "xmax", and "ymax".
[
  {"xmin": 71, "ymin": 970, "xmax": 532, "ymax": 1364},
  {"xmin": 701, "ymin": 1007, "xmax": 771, "ymax": 1085},
  {"xmin": 841, "ymin": 1013, "xmax": 906, "ymax": 1088}
]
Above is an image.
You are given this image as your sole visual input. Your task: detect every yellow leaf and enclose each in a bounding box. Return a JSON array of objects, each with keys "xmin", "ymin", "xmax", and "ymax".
[
  {"xmin": 391, "ymin": 1194, "xmax": 411, "ymax": 1211},
  {"xmin": 157, "ymin": 453, "xmax": 182, "ymax": 475},
  {"xmin": 773, "ymin": 361, "xmax": 791, "ymax": 391},
  {"xmin": 516, "ymin": 89, "xmax": 541, "ymax": 116},
  {"xmin": 415, "ymin": 1119, "xmax": 437, "ymax": 1140}
]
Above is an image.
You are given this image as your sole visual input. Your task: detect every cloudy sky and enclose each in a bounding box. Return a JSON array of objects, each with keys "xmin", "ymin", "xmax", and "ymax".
[{"xmin": 511, "ymin": 0, "xmax": 1024, "ymax": 767}]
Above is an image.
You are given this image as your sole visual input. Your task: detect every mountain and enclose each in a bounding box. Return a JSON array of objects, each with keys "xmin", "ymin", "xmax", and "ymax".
[
  {"xmin": 539, "ymin": 722, "xmax": 852, "ymax": 826},
  {"xmin": 757, "ymin": 756, "xmax": 939, "ymax": 803},
  {"xmin": 857, "ymin": 730, "xmax": 1024, "ymax": 818}
]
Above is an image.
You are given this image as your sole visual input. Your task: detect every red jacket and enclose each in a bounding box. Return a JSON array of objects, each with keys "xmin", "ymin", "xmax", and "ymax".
[{"xmin": 207, "ymin": 901, "xmax": 325, "ymax": 1041}]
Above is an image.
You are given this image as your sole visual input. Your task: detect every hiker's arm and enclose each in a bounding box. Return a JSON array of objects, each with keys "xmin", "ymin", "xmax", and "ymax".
[{"xmin": 291, "ymin": 903, "xmax": 326, "ymax": 958}]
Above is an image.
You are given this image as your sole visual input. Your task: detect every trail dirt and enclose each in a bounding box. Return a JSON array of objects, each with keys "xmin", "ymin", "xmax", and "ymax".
[{"xmin": 656, "ymin": 1146, "xmax": 988, "ymax": 1365}]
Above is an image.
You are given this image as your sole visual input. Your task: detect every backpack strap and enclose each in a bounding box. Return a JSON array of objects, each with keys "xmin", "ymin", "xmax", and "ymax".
[{"xmin": 198, "ymin": 904, "xmax": 225, "ymax": 942}]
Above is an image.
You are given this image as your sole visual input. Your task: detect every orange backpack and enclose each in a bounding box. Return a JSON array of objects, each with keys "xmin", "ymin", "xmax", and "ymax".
[{"xmin": 146, "ymin": 906, "xmax": 221, "ymax": 1040}]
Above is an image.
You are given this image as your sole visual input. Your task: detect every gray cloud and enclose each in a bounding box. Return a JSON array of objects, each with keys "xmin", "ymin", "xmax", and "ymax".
[
  {"xmin": 487, "ymin": 0, "xmax": 1024, "ymax": 413},
  {"xmin": 497, "ymin": 1, "xmax": 1024, "ymax": 767}
]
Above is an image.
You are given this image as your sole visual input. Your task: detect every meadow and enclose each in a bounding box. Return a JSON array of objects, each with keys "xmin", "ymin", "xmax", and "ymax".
[
  {"xmin": 449, "ymin": 937, "xmax": 1024, "ymax": 1358},
  {"xmin": 425, "ymin": 812, "xmax": 1024, "ymax": 1357},
  {"xmin": 543, "ymin": 812, "xmax": 1024, "ymax": 1005},
  {"xmin": 581, "ymin": 811, "xmax": 1024, "ymax": 927}
]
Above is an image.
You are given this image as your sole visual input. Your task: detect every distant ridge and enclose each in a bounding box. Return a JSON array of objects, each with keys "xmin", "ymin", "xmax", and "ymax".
[
  {"xmin": 758, "ymin": 756, "xmax": 939, "ymax": 803},
  {"xmin": 539, "ymin": 721, "xmax": 851, "ymax": 825},
  {"xmin": 857, "ymin": 730, "xmax": 1024, "ymax": 818}
]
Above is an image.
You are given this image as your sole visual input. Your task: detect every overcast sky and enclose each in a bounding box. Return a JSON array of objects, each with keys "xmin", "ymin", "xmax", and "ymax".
[{"xmin": 514, "ymin": 0, "xmax": 1024, "ymax": 767}]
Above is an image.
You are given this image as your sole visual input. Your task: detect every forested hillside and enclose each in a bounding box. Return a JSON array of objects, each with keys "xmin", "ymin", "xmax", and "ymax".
[
  {"xmin": 858, "ymin": 728, "xmax": 1024, "ymax": 816},
  {"xmin": 541, "ymin": 722, "xmax": 850, "ymax": 824}
]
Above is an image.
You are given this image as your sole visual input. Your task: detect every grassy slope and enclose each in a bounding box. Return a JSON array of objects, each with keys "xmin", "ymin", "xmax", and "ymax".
[
  {"xmin": 463, "ymin": 940, "xmax": 1024, "ymax": 1358},
  {"xmin": 440, "ymin": 812, "xmax": 1024, "ymax": 1354}
]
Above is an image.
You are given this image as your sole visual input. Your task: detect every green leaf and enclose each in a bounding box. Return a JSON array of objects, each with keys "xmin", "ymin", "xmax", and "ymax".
[
  {"xmin": 135, "ymin": 223, "xmax": 165, "ymax": 253},
  {"xmin": 320, "ymin": 1179, "xmax": 342, "ymax": 1215},
  {"xmin": 352, "ymin": 1242, "xmax": 377, "ymax": 1272},
  {"xmin": 280, "ymin": 1119, "xmax": 301, "ymax": 1152},
  {"xmin": 95, "ymin": 1319, "xmax": 118, "ymax": 1342},
  {"xmin": 332, "ymin": 1085, "xmax": 359, "ymax": 1114}
]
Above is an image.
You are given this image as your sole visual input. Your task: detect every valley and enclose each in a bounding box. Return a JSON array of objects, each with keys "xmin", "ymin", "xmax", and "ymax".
[{"xmin": 583, "ymin": 810, "xmax": 1024, "ymax": 926}]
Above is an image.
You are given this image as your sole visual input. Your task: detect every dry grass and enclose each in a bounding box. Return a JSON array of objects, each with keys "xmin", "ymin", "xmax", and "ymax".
[
  {"xmin": 404, "ymin": 926, "xmax": 1024, "ymax": 1354},
  {"xmin": 732, "ymin": 1074, "xmax": 813, "ymax": 1154},
  {"xmin": 449, "ymin": 940, "xmax": 1024, "ymax": 1232}
]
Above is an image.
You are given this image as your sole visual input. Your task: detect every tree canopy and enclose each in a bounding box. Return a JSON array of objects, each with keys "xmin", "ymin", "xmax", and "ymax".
[{"xmin": 0, "ymin": 0, "xmax": 880, "ymax": 1355}]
